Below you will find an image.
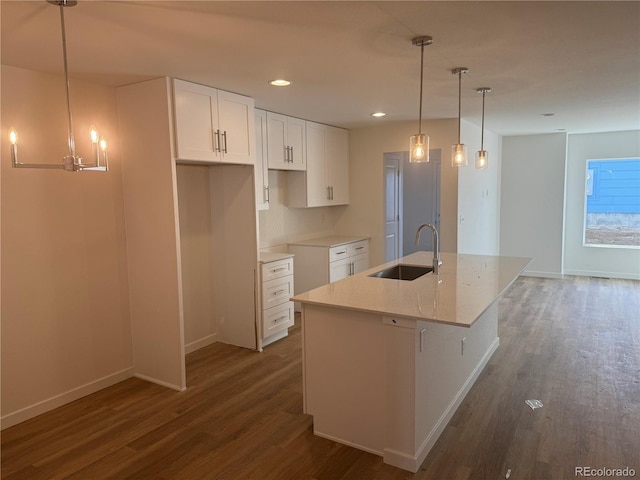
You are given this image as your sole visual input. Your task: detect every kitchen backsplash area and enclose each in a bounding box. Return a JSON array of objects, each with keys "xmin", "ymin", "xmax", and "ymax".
[{"xmin": 259, "ymin": 170, "xmax": 347, "ymax": 252}]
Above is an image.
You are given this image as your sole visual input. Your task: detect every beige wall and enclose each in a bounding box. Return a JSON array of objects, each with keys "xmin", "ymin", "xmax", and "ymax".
[
  {"xmin": 1, "ymin": 65, "xmax": 133, "ymax": 426},
  {"xmin": 335, "ymin": 120, "xmax": 459, "ymax": 266}
]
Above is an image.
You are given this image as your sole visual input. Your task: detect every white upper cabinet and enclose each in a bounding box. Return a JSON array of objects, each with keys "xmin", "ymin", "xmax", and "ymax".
[
  {"xmin": 267, "ymin": 112, "xmax": 306, "ymax": 170},
  {"xmin": 173, "ymin": 79, "xmax": 255, "ymax": 165},
  {"xmin": 287, "ymin": 121, "xmax": 350, "ymax": 208},
  {"xmin": 255, "ymin": 109, "xmax": 269, "ymax": 210}
]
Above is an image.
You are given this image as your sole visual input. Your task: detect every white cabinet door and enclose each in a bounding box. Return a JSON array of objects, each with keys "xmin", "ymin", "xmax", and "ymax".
[
  {"xmin": 255, "ymin": 109, "xmax": 269, "ymax": 210},
  {"xmin": 173, "ymin": 79, "xmax": 219, "ymax": 162},
  {"xmin": 305, "ymin": 121, "xmax": 329, "ymax": 207},
  {"xmin": 173, "ymin": 79, "xmax": 254, "ymax": 165},
  {"xmin": 217, "ymin": 90, "xmax": 255, "ymax": 165},
  {"xmin": 286, "ymin": 116, "xmax": 306, "ymax": 170},
  {"xmin": 329, "ymin": 257, "xmax": 352, "ymax": 283},
  {"xmin": 352, "ymin": 253, "xmax": 369, "ymax": 275},
  {"xmin": 267, "ymin": 112, "xmax": 306, "ymax": 171},
  {"xmin": 326, "ymin": 125, "xmax": 350, "ymax": 205}
]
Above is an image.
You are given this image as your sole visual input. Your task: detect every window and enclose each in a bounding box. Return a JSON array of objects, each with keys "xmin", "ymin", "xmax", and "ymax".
[{"xmin": 584, "ymin": 158, "xmax": 640, "ymax": 248}]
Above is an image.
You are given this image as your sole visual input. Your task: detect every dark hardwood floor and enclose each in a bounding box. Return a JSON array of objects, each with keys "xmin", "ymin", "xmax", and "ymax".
[{"xmin": 2, "ymin": 276, "xmax": 639, "ymax": 479}]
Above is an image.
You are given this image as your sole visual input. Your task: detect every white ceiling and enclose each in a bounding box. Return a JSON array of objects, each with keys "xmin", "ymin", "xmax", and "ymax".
[{"xmin": 2, "ymin": 1, "xmax": 639, "ymax": 136}]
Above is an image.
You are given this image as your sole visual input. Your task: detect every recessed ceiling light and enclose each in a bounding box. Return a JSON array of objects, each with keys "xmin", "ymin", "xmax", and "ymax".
[
  {"xmin": 270, "ymin": 79, "xmax": 291, "ymax": 87},
  {"xmin": 371, "ymin": 112, "xmax": 386, "ymax": 118}
]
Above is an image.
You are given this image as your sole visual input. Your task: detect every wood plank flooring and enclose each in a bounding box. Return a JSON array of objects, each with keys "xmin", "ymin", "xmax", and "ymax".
[{"xmin": 2, "ymin": 276, "xmax": 639, "ymax": 479}]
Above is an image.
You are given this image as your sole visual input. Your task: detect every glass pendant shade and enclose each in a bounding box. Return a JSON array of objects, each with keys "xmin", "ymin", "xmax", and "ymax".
[
  {"xmin": 410, "ymin": 133, "xmax": 429, "ymax": 163},
  {"xmin": 451, "ymin": 143, "xmax": 467, "ymax": 167},
  {"xmin": 475, "ymin": 150, "xmax": 488, "ymax": 169}
]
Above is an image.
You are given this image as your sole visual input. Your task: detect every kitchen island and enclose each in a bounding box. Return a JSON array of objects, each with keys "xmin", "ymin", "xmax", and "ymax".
[{"xmin": 291, "ymin": 251, "xmax": 530, "ymax": 472}]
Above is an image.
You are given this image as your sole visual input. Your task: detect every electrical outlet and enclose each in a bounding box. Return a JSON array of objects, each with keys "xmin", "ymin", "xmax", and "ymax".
[{"xmin": 461, "ymin": 337, "xmax": 466, "ymax": 355}]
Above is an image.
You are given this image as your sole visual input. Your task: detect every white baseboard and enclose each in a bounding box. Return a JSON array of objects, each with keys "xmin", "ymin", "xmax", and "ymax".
[
  {"xmin": 133, "ymin": 373, "xmax": 186, "ymax": 392},
  {"xmin": 562, "ymin": 269, "xmax": 640, "ymax": 281},
  {"xmin": 1, "ymin": 367, "xmax": 134, "ymax": 430},
  {"xmin": 184, "ymin": 333, "xmax": 218, "ymax": 355},
  {"xmin": 384, "ymin": 336, "xmax": 500, "ymax": 473},
  {"xmin": 522, "ymin": 270, "xmax": 564, "ymax": 279}
]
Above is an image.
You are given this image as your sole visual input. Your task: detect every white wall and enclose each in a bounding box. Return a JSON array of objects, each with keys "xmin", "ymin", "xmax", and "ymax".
[
  {"xmin": 458, "ymin": 119, "xmax": 502, "ymax": 255},
  {"xmin": 500, "ymin": 133, "xmax": 567, "ymax": 277},
  {"xmin": 1, "ymin": 65, "xmax": 133, "ymax": 427},
  {"xmin": 335, "ymin": 120, "xmax": 459, "ymax": 267},
  {"xmin": 564, "ymin": 130, "xmax": 640, "ymax": 279}
]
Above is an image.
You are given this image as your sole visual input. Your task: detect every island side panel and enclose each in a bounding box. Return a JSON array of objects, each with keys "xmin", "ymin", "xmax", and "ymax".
[
  {"xmin": 412, "ymin": 302, "xmax": 499, "ymax": 470},
  {"xmin": 302, "ymin": 304, "xmax": 387, "ymax": 456}
]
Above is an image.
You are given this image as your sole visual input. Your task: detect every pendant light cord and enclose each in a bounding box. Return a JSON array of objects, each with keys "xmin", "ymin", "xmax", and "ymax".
[
  {"xmin": 58, "ymin": 2, "xmax": 76, "ymax": 158},
  {"xmin": 418, "ymin": 42, "xmax": 424, "ymax": 135},
  {"xmin": 480, "ymin": 90, "xmax": 486, "ymax": 150},
  {"xmin": 457, "ymin": 70, "xmax": 462, "ymax": 143}
]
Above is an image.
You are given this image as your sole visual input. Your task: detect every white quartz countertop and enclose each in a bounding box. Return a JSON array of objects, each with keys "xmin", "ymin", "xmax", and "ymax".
[
  {"xmin": 259, "ymin": 252, "xmax": 294, "ymax": 264},
  {"xmin": 291, "ymin": 251, "xmax": 531, "ymax": 327},
  {"xmin": 288, "ymin": 235, "xmax": 369, "ymax": 248}
]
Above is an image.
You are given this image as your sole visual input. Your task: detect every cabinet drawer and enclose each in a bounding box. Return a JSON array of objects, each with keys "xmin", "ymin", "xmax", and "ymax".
[
  {"xmin": 263, "ymin": 302, "xmax": 294, "ymax": 338},
  {"xmin": 262, "ymin": 275, "xmax": 294, "ymax": 310},
  {"xmin": 348, "ymin": 240, "xmax": 369, "ymax": 257},
  {"xmin": 261, "ymin": 257, "xmax": 294, "ymax": 282},
  {"xmin": 329, "ymin": 245, "xmax": 349, "ymax": 263}
]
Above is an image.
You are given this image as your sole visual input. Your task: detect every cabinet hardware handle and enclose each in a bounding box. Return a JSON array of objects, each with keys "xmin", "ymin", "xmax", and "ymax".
[
  {"xmin": 273, "ymin": 289, "xmax": 287, "ymax": 296},
  {"xmin": 214, "ymin": 129, "xmax": 221, "ymax": 153},
  {"xmin": 355, "ymin": 246, "xmax": 364, "ymax": 250},
  {"xmin": 335, "ymin": 251, "xmax": 346, "ymax": 255},
  {"xmin": 275, "ymin": 315, "xmax": 288, "ymax": 323},
  {"xmin": 329, "ymin": 186, "xmax": 334, "ymax": 200},
  {"xmin": 349, "ymin": 262, "xmax": 354, "ymax": 276},
  {"xmin": 327, "ymin": 186, "xmax": 331, "ymax": 199},
  {"xmin": 222, "ymin": 130, "xmax": 228, "ymax": 153},
  {"xmin": 290, "ymin": 145, "xmax": 294, "ymax": 162},
  {"xmin": 272, "ymin": 266, "xmax": 287, "ymax": 272},
  {"xmin": 420, "ymin": 328, "xmax": 426, "ymax": 352},
  {"xmin": 265, "ymin": 185, "xmax": 270, "ymax": 202}
]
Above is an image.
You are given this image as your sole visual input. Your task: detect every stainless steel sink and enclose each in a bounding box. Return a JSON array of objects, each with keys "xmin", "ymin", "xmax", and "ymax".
[{"xmin": 368, "ymin": 264, "xmax": 433, "ymax": 281}]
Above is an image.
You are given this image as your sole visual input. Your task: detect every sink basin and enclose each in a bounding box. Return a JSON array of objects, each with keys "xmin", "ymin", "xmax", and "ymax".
[{"xmin": 368, "ymin": 264, "xmax": 433, "ymax": 281}]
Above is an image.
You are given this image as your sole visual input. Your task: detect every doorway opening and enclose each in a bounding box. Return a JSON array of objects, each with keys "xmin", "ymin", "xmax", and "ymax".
[{"xmin": 384, "ymin": 150, "xmax": 441, "ymax": 262}]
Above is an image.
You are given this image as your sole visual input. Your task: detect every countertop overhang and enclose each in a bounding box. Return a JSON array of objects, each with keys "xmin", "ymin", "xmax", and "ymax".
[{"xmin": 291, "ymin": 251, "xmax": 531, "ymax": 327}]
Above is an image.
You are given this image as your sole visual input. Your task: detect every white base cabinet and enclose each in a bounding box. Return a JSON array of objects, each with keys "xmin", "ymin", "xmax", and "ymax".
[
  {"xmin": 288, "ymin": 236, "xmax": 369, "ymax": 296},
  {"xmin": 259, "ymin": 254, "xmax": 295, "ymax": 348}
]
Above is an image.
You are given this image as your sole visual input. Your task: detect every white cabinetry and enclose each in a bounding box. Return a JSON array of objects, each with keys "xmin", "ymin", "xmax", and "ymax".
[
  {"xmin": 254, "ymin": 109, "xmax": 269, "ymax": 210},
  {"xmin": 117, "ymin": 77, "xmax": 259, "ymax": 391},
  {"xmin": 288, "ymin": 237, "xmax": 369, "ymax": 296},
  {"xmin": 287, "ymin": 121, "xmax": 349, "ymax": 207},
  {"xmin": 259, "ymin": 254, "xmax": 295, "ymax": 347},
  {"xmin": 173, "ymin": 79, "xmax": 255, "ymax": 165},
  {"xmin": 267, "ymin": 112, "xmax": 306, "ymax": 170}
]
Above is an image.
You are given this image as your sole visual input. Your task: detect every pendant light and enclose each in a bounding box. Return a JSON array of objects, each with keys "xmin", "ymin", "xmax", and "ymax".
[
  {"xmin": 9, "ymin": 0, "xmax": 108, "ymax": 172},
  {"xmin": 409, "ymin": 36, "xmax": 433, "ymax": 163},
  {"xmin": 475, "ymin": 87, "xmax": 491, "ymax": 169},
  {"xmin": 451, "ymin": 67, "xmax": 468, "ymax": 167}
]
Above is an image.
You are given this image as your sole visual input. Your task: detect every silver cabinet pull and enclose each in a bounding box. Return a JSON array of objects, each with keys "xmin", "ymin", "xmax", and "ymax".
[
  {"xmin": 265, "ymin": 185, "xmax": 270, "ymax": 203},
  {"xmin": 274, "ymin": 315, "xmax": 288, "ymax": 323},
  {"xmin": 420, "ymin": 328, "xmax": 426, "ymax": 352},
  {"xmin": 222, "ymin": 130, "xmax": 228, "ymax": 153},
  {"xmin": 271, "ymin": 266, "xmax": 288, "ymax": 273},
  {"xmin": 273, "ymin": 289, "xmax": 287, "ymax": 296},
  {"xmin": 355, "ymin": 246, "xmax": 364, "ymax": 250},
  {"xmin": 214, "ymin": 129, "xmax": 221, "ymax": 153},
  {"xmin": 290, "ymin": 145, "xmax": 294, "ymax": 163}
]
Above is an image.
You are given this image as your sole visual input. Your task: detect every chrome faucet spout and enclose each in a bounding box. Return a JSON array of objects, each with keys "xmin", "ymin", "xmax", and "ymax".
[{"xmin": 415, "ymin": 223, "xmax": 441, "ymax": 274}]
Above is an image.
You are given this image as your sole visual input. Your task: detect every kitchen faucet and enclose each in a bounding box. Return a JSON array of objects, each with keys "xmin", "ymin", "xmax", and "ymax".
[{"xmin": 415, "ymin": 223, "xmax": 442, "ymax": 274}]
